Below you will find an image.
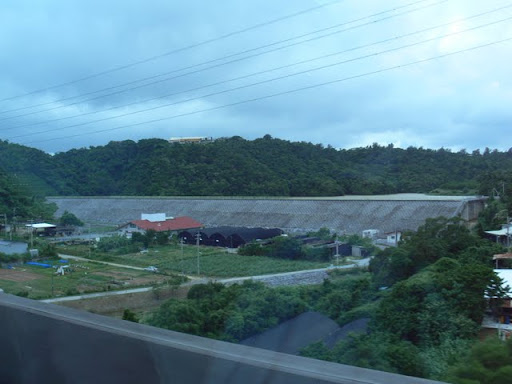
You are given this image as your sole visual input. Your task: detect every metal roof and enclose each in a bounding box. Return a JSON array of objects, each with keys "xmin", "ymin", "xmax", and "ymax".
[
  {"xmin": 125, "ymin": 216, "xmax": 202, "ymax": 232},
  {"xmin": 25, "ymin": 223, "xmax": 56, "ymax": 229}
]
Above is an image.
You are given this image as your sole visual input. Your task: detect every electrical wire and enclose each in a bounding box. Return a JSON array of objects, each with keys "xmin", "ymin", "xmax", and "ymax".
[
  {"xmin": 3, "ymin": 3, "xmax": 510, "ymax": 132},
  {"xmin": 0, "ymin": 0, "xmax": 344, "ymax": 103},
  {"xmin": 0, "ymin": 0, "xmax": 444, "ymax": 117},
  {"xmin": 7, "ymin": 15, "xmax": 511, "ymax": 138},
  {"xmin": 19, "ymin": 37, "xmax": 512, "ymax": 146}
]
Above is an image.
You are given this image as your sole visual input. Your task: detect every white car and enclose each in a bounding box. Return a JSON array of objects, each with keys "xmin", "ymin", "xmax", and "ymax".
[{"xmin": 144, "ymin": 266, "xmax": 158, "ymax": 272}]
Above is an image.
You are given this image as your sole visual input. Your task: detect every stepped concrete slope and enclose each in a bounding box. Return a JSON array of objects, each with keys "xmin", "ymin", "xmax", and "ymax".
[{"xmin": 48, "ymin": 194, "xmax": 485, "ymax": 234}]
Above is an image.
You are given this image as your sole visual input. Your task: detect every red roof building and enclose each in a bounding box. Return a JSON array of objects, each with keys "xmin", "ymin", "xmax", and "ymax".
[{"xmin": 118, "ymin": 216, "xmax": 203, "ymax": 236}]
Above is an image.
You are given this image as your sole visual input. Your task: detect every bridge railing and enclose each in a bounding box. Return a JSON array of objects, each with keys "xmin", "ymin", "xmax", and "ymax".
[{"xmin": 0, "ymin": 293, "xmax": 445, "ymax": 384}]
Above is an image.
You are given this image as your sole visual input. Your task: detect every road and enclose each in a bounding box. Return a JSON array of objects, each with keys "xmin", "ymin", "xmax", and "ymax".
[
  {"xmin": 42, "ymin": 256, "xmax": 371, "ymax": 303},
  {"xmin": 58, "ymin": 254, "xmax": 147, "ymax": 271}
]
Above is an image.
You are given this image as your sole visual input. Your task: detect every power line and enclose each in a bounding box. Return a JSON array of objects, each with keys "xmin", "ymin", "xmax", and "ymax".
[
  {"xmin": 0, "ymin": 0, "xmax": 443, "ymax": 117},
  {"xmin": 19, "ymin": 37, "xmax": 512, "ymax": 146},
  {"xmin": 4, "ymin": 3, "xmax": 510, "ymax": 132},
  {"xmin": 8, "ymin": 15, "xmax": 511, "ymax": 139},
  {"xmin": 0, "ymin": 0, "xmax": 344, "ymax": 104}
]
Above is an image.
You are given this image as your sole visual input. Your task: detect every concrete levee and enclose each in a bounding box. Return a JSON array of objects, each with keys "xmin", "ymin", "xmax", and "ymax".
[
  {"xmin": 0, "ymin": 293, "xmax": 445, "ymax": 384},
  {"xmin": 48, "ymin": 195, "xmax": 486, "ymax": 234}
]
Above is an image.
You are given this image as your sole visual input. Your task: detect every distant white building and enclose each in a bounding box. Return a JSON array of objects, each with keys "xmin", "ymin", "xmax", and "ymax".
[
  {"xmin": 168, "ymin": 137, "xmax": 213, "ymax": 144},
  {"xmin": 385, "ymin": 231, "xmax": 402, "ymax": 245},
  {"xmin": 362, "ymin": 229, "xmax": 379, "ymax": 239}
]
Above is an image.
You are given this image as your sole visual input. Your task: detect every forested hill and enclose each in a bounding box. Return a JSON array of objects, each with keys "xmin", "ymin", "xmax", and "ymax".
[{"xmin": 1, "ymin": 136, "xmax": 512, "ymax": 197}]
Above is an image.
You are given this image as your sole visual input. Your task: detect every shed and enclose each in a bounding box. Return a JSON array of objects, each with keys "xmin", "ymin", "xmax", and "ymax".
[{"xmin": 178, "ymin": 227, "xmax": 283, "ymax": 248}]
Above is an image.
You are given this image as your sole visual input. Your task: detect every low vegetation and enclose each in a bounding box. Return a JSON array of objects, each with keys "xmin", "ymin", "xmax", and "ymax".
[
  {"xmin": 56, "ymin": 240, "xmax": 330, "ymax": 278},
  {"xmin": 0, "ymin": 260, "xmax": 180, "ymax": 300}
]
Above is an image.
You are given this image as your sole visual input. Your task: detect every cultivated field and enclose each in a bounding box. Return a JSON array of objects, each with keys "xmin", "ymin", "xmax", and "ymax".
[
  {"xmin": 56, "ymin": 243, "xmax": 331, "ymax": 278},
  {"xmin": 0, "ymin": 260, "xmax": 176, "ymax": 299}
]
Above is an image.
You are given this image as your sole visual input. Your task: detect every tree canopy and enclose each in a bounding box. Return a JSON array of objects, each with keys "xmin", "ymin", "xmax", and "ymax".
[{"xmin": 1, "ymin": 137, "xmax": 512, "ymax": 197}]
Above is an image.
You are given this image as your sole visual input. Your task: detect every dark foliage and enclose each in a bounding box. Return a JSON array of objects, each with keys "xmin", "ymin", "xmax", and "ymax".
[{"xmin": 2, "ymin": 137, "xmax": 512, "ymax": 197}]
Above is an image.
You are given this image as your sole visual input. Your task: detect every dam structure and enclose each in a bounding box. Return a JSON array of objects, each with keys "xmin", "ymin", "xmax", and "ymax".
[{"xmin": 48, "ymin": 194, "xmax": 486, "ymax": 234}]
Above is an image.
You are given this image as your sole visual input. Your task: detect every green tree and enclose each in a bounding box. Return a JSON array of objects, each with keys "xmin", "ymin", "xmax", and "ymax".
[
  {"xmin": 446, "ymin": 337, "xmax": 512, "ymax": 384},
  {"xmin": 59, "ymin": 210, "xmax": 84, "ymax": 226}
]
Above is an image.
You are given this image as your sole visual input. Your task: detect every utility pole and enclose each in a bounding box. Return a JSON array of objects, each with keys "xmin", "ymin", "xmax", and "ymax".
[
  {"xmin": 0, "ymin": 214, "xmax": 6, "ymax": 238},
  {"xmin": 88, "ymin": 224, "xmax": 92, "ymax": 258},
  {"xmin": 507, "ymin": 215, "xmax": 510, "ymax": 248},
  {"xmin": 30, "ymin": 220, "xmax": 34, "ymax": 249},
  {"xmin": 11, "ymin": 208, "xmax": 16, "ymax": 241},
  {"xmin": 335, "ymin": 240, "xmax": 340, "ymax": 267},
  {"xmin": 196, "ymin": 232, "xmax": 201, "ymax": 276},
  {"xmin": 180, "ymin": 238, "xmax": 185, "ymax": 282}
]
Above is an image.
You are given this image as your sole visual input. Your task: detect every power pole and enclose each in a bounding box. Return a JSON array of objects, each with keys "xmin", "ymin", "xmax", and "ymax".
[
  {"xmin": 11, "ymin": 208, "xmax": 16, "ymax": 241},
  {"xmin": 196, "ymin": 232, "xmax": 201, "ymax": 276},
  {"xmin": 180, "ymin": 238, "xmax": 185, "ymax": 282},
  {"xmin": 30, "ymin": 219, "xmax": 34, "ymax": 249},
  {"xmin": 507, "ymin": 215, "xmax": 510, "ymax": 248},
  {"xmin": 334, "ymin": 240, "xmax": 340, "ymax": 267},
  {"xmin": 0, "ymin": 214, "xmax": 6, "ymax": 238}
]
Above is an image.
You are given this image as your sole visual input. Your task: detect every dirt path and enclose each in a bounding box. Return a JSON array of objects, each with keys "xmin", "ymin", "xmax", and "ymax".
[
  {"xmin": 44, "ymin": 257, "xmax": 371, "ymax": 304},
  {"xmin": 58, "ymin": 254, "xmax": 146, "ymax": 271}
]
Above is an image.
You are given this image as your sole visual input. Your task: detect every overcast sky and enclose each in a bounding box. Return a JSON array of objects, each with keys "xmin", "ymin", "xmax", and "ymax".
[{"xmin": 0, "ymin": 0, "xmax": 511, "ymax": 154}]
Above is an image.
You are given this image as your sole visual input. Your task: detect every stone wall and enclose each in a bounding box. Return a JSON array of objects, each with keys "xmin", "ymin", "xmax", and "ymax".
[{"xmin": 48, "ymin": 195, "xmax": 484, "ymax": 235}]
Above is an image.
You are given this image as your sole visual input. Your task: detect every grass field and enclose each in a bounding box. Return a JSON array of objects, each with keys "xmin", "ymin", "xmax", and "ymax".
[
  {"xmin": 56, "ymin": 243, "xmax": 331, "ymax": 278},
  {"xmin": 0, "ymin": 259, "xmax": 176, "ymax": 299}
]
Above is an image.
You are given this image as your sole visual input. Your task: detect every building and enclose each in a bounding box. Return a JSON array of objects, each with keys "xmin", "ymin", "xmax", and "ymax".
[
  {"xmin": 178, "ymin": 226, "xmax": 283, "ymax": 248},
  {"xmin": 118, "ymin": 213, "xmax": 203, "ymax": 237},
  {"xmin": 485, "ymin": 225, "xmax": 512, "ymax": 246},
  {"xmin": 0, "ymin": 240, "xmax": 28, "ymax": 256},
  {"xmin": 362, "ymin": 229, "xmax": 379, "ymax": 239},
  {"xmin": 168, "ymin": 136, "xmax": 213, "ymax": 144},
  {"xmin": 24, "ymin": 223, "xmax": 57, "ymax": 236},
  {"xmin": 482, "ymin": 259, "xmax": 512, "ymax": 340}
]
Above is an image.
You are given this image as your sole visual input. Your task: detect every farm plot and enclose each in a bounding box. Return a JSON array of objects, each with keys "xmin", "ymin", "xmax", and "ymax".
[
  {"xmin": 88, "ymin": 246, "xmax": 329, "ymax": 278},
  {"xmin": 0, "ymin": 261, "xmax": 174, "ymax": 299}
]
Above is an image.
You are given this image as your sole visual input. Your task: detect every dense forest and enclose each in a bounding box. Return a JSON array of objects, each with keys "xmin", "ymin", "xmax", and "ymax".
[
  {"xmin": 0, "ymin": 167, "xmax": 55, "ymax": 221},
  {"xmin": 1, "ymin": 136, "xmax": 512, "ymax": 198},
  {"xmin": 146, "ymin": 217, "xmax": 509, "ymax": 382}
]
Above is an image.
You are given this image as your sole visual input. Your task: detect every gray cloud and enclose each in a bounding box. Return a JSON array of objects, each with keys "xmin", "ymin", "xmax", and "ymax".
[{"xmin": 0, "ymin": 0, "xmax": 511, "ymax": 153}]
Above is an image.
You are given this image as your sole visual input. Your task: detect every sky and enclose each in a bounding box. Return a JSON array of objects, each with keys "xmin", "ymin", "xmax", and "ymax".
[{"xmin": 0, "ymin": 0, "xmax": 511, "ymax": 154}]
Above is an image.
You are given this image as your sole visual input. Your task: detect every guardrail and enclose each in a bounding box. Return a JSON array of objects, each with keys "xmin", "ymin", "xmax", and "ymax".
[{"xmin": 0, "ymin": 293, "xmax": 446, "ymax": 384}]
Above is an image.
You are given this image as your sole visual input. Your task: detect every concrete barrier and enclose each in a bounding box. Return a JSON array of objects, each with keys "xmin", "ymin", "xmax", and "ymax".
[{"xmin": 0, "ymin": 293, "xmax": 445, "ymax": 384}]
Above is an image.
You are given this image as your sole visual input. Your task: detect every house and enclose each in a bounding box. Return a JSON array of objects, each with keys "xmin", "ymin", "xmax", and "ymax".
[
  {"xmin": 118, "ymin": 213, "xmax": 203, "ymax": 238},
  {"xmin": 482, "ymin": 260, "xmax": 512, "ymax": 340},
  {"xmin": 384, "ymin": 231, "xmax": 402, "ymax": 245},
  {"xmin": 485, "ymin": 225, "xmax": 512, "ymax": 246},
  {"xmin": 362, "ymin": 229, "xmax": 379, "ymax": 239}
]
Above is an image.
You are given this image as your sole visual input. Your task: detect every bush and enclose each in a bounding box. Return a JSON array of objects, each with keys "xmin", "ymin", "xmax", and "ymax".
[
  {"xmin": 122, "ymin": 309, "xmax": 139, "ymax": 323},
  {"xmin": 97, "ymin": 235, "xmax": 131, "ymax": 252},
  {"xmin": 59, "ymin": 211, "xmax": 84, "ymax": 227}
]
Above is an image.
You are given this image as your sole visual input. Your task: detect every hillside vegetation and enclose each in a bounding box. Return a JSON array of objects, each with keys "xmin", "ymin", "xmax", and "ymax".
[
  {"xmin": 0, "ymin": 167, "xmax": 55, "ymax": 220},
  {"xmin": 1, "ymin": 136, "xmax": 512, "ymax": 198}
]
